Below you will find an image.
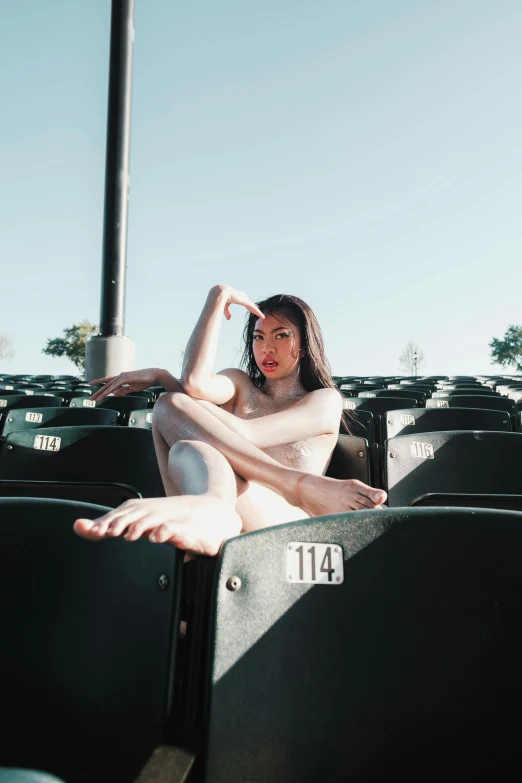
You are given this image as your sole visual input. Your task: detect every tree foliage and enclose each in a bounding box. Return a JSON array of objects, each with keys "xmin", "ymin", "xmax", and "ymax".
[
  {"xmin": 42, "ymin": 321, "xmax": 98, "ymax": 371},
  {"xmin": 399, "ymin": 341, "xmax": 426, "ymax": 375},
  {"xmin": 489, "ymin": 325, "xmax": 522, "ymax": 372},
  {"xmin": 0, "ymin": 334, "xmax": 15, "ymax": 362}
]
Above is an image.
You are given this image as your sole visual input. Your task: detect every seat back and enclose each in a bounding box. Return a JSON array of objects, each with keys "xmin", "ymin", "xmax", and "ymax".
[
  {"xmin": 0, "ymin": 395, "xmax": 64, "ymax": 412},
  {"xmin": 0, "ymin": 426, "xmax": 165, "ymax": 497},
  {"xmin": 204, "ymin": 507, "xmax": 522, "ymax": 782},
  {"xmin": 324, "ymin": 434, "xmax": 370, "ymax": 483},
  {"xmin": 425, "ymin": 395, "xmax": 519, "ymax": 430},
  {"xmin": 385, "ymin": 431, "xmax": 522, "ymax": 506},
  {"xmin": 0, "ymin": 497, "xmax": 181, "ymax": 783},
  {"xmin": 384, "ymin": 407, "xmax": 512, "ymax": 439},
  {"xmin": 0, "ymin": 407, "xmax": 118, "ymax": 438},
  {"xmin": 340, "ymin": 409, "xmax": 374, "ymax": 443},
  {"xmin": 128, "ymin": 408, "xmax": 154, "ymax": 429}
]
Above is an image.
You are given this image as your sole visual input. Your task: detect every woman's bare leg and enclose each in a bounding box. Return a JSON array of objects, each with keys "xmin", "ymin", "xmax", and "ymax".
[
  {"xmin": 74, "ymin": 392, "xmax": 386, "ymax": 554},
  {"xmin": 74, "ymin": 439, "xmax": 243, "ymax": 556},
  {"xmin": 151, "ymin": 393, "xmax": 386, "ymax": 516}
]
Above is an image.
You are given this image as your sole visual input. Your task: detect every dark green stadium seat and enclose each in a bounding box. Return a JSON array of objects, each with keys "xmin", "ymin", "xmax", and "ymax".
[
  {"xmin": 344, "ymin": 396, "xmax": 419, "ymax": 414},
  {"xmin": 0, "ymin": 407, "xmax": 118, "ymax": 438},
  {"xmin": 0, "ymin": 426, "xmax": 165, "ymax": 497},
  {"xmin": 384, "ymin": 407, "xmax": 512, "ymax": 440},
  {"xmin": 324, "ymin": 434, "xmax": 370, "ymax": 484},
  {"xmin": 0, "ymin": 771, "xmax": 65, "ymax": 783},
  {"xmin": 433, "ymin": 388, "xmax": 496, "ymax": 397},
  {"xmin": 340, "ymin": 408, "xmax": 374, "ymax": 444},
  {"xmin": 410, "ymin": 493, "xmax": 522, "ymax": 512},
  {"xmin": 203, "ymin": 507, "xmax": 522, "ymax": 782},
  {"xmin": 47, "ymin": 390, "xmax": 91, "ymax": 405},
  {"xmin": 128, "ymin": 408, "xmax": 154, "ymax": 429},
  {"xmin": 426, "ymin": 395, "xmax": 519, "ymax": 430},
  {"xmin": 360, "ymin": 389, "xmax": 427, "ymax": 405},
  {"xmin": 385, "ymin": 431, "xmax": 522, "ymax": 507},
  {"xmin": 70, "ymin": 394, "xmax": 148, "ymax": 424},
  {"xmin": 0, "ymin": 395, "xmax": 64, "ymax": 413},
  {"xmin": 0, "ymin": 497, "xmax": 181, "ymax": 783},
  {"xmin": 0, "ymin": 480, "xmax": 140, "ymax": 507}
]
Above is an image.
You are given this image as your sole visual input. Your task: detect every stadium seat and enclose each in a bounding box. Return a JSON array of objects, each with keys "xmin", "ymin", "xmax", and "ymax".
[
  {"xmin": 0, "ymin": 480, "xmax": 140, "ymax": 507},
  {"xmin": 0, "ymin": 426, "xmax": 165, "ymax": 498},
  {"xmin": 70, "ymin": 394, "xmax": 148, "ymax": 424},
  {"xmin": 0, "ymin": 771, "xmax": 65, "ymax": 783},
  {"xmin": 384, "ymin": 407, "xmax": 512, "ymax": 440},
  {"xmin": 359, "ymin": 389, "xmax": 427, "ymax": 405},
  {"xmin": 324, "ymin": 434, "xmax": 370, "ymax": 484},
  {"xmin": 0, "ymin": 497, "xmax": 181, "ymax": 783},
  {"xmin": 128, "ymin": 408, "xmax": 154, "ymax": 429},
  {"xmin": 203, "ymin": 507, "xmax": 522, "ymax": 782},
  {"xmin": 432, "ymin": 389, "xmax": 496, "ymax": 397},
  {"xmin": 385, "ymin": 431, "xmax": 522, "ymax": 507},
  {"xmin": 426, "ymin": 395, "xmax": 519, "ymax": 430},
  {"xmin": 47, "ymin": 390, "xmax": 91, "ymax": 405},
  {"xmin": 0, "ymin": 407, "xmax": 118, "ymax": 439},
  {"xmin": 410, "ymin": 493, "xmax": 522, "ymax": 512},
  {"xmin": 0, "ymin": 395, "xmax": 64, "ymax": 413}
]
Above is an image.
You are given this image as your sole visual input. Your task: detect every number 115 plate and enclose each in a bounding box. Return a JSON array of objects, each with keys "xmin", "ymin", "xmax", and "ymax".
[{"xmin": 286, "ymin": 542, "xmax": 344, "ymax": 585}]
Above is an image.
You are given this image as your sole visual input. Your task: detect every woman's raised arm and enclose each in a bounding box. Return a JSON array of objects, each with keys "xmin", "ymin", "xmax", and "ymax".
[{"xmin": 180, "ymin": 285, "xmax": 264, "ymax": 405}]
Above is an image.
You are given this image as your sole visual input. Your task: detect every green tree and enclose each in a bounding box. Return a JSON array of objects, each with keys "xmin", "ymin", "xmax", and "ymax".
[
  {"xmin": 0, "ymin": 333, "xmax": 15, "ymax": 362},
  {"xmin": 489, "ymin": 325, "xmax": 522, "ymax": 372},
  {"xmin": 42, "ymin": 321, "xmax": 98, "ymax": 372}
]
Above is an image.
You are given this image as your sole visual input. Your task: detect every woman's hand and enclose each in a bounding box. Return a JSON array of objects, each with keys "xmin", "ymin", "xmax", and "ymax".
[
  {"xmin": 211, "ymin": 285, "xmax": 265, "ymax": 322},
  {"xmin": 88, "ymin": 368, "xmax": 163, "ymax": 402}
]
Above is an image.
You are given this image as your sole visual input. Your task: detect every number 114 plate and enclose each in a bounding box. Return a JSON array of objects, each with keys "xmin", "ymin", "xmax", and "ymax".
[{"xmin": 286, "ymin": 542, "xmax": 344, "ymax": 585}]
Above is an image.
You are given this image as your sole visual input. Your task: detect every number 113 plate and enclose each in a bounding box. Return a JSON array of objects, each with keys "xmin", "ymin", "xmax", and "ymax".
[{"xmin": 286, "ymin": 542, "xmax": 344, "ymax": 585}]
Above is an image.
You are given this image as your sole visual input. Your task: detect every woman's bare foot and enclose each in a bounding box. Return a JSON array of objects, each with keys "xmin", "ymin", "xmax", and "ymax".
[
  {"xmin": 73, "ymin": 495, "xmax": 243, "ymax": 557},
  {"xmin": 297, "ymin": 474, "xmax": 387, "ymax": 517}
]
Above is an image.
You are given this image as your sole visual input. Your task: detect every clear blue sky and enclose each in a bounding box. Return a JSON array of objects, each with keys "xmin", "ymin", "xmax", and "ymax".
[{"xmin": 1, "ymin": 0, "xmax": 521, "ymax": 377}]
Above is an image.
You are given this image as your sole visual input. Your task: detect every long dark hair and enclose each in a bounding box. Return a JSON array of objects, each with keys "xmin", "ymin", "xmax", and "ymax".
[{"xmin": 240, "ymin": 294, "xmax": 352, "ymax": 433}]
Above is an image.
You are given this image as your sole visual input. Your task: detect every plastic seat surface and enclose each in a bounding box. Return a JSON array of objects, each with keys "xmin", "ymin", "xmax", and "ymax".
[
  {"xmin": 128, "ymin": 408, "xmax": 154, "ymax": 429},
  {"xmin": 324, "ymin": 434, "xmax": 370, "ymax": 483},
  {"xmin": 344, "ymin": 396, "xmax": 419, "ymax": 415},
  {"xmin": 204, "ymin": 507, "xmax": 522, "ymax": 782},
  {"xmin": 0, "ymin": 771, "xmax": 65, "ymax": 783},
  {"xmin": 384, "ymin": 407, "xmax": 512, "ymax": 439},
  {"xmin": 0, "ymin": 426, "xmax": 165, "ymax": 498},
  {"xmin": 0, "ymin": 395, "xmax": 64, "ymax": 412},
  {"xmin": 385, "ymin": 430, "xmax": 522, "ymax": 506},
  {"xmin": 0, "ymin": 407, "xmax": 118, "ymax": 438},
  {"xmin": 0, "ymin": 497, "xmax": 181, "ymax": 783}
]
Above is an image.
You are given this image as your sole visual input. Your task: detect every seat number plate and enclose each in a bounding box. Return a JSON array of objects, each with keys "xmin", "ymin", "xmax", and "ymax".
[
  {"xmin": 146, "ymin": 412, "xmax": 153, "ymax": 423},
  {"xmin": 436, "ymin": 400, "xmax": 449, "ymax": 408},
  {"xmin": 410, "ymin": 441, "xmax": 434, "ymax": 459},
  {"xmin": 400, "ymin": 414, "xmax": 415, "ymax": 425},
  {"xmin": 344, "ymin": 400, "xmax": 356, "ymax": 409},
  {"xmin": 82, "ymin": 399, "xmax": 96, "ymax": 407},
  {"xmin": 25, "ymin": 412, "xmax": 43, "ymax": 423},
  {"xmin": 0, "ymin": 400, "xmax": 7, "ymax": 408},
  {"xmin": 33, "ymin": 435, "xmax": 61, "ymax": 452},
  {"xmin": 287, "ymin": 542, "xmax": 344, "ymax": 585}
]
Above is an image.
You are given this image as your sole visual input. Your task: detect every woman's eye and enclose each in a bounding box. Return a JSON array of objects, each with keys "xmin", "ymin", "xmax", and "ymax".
[{"xmin": 276, "ymin": 332, "xmax": 291, "ymax": 339}]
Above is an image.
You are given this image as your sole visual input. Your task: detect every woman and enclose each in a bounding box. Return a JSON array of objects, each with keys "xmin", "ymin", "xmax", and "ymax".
[{"xmin": 74, "ymin": 285, "xmax": 386, "ymax": 555}]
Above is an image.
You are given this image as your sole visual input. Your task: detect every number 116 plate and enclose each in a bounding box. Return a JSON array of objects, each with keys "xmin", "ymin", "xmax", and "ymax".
[{"xmin": 286, "ymin": 542, "xmax": 344, "ymax": 585}]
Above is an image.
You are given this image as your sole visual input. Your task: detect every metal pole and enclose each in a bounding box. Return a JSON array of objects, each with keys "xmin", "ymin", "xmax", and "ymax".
[{"xmin": 99, "ymin": 0, "xmax": 135, "ymax": 336}]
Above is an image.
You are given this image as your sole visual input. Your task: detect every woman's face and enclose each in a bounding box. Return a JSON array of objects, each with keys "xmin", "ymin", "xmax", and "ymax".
[{"xmin": 252, "ymin": 312, "xmax": 303, "ymax": 380}]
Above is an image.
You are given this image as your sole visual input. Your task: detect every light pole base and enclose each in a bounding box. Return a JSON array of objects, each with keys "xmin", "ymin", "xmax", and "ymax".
[{"xmin": 84, "ymin": 335, "xmax": 135, "ymax": 381}]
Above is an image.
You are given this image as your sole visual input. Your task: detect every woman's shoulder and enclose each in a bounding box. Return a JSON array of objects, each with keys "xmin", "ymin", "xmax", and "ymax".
[{"xmin": 217, "ymin": 368, "xmax": 256, "ymax": 398}]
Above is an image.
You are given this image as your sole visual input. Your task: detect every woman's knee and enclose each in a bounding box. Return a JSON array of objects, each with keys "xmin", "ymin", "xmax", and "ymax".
[{"xmin": 153, "ymin": 391, "xmax": 192, "ymax": 427}]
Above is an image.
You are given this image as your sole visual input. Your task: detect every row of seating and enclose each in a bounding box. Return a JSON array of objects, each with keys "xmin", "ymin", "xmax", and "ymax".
[
  {"xmin": 0, "ymin": 371, "xmax": 521, "ymax": 781},
  {"xmin": 2, "ymin": 498, "xmax": 522, "ymax": 781}
]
